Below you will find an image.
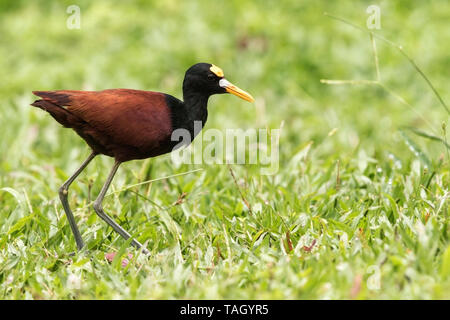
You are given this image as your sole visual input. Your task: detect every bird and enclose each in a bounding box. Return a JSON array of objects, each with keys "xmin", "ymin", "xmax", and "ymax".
[{"xmin": 31, "ymin": 63, "xmax": 254, "ymax": 254}]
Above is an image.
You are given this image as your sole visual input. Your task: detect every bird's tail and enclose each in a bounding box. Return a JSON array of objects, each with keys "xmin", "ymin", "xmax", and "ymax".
[{"xmin": 30, "ymin": 98, "xmax": 81, "ymax": 128}]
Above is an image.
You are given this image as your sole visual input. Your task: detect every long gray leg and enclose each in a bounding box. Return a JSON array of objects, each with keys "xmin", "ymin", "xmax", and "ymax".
[
  {"xmin": 59, "ymin": 151, "xmax": 97, "ymax": 250},
  {"xmin": 93, "ymin": 161, "xmax": 149, "ymax": 254}
]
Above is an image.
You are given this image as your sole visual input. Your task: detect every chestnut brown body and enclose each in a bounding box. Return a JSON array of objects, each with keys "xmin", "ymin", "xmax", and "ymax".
[{"xmin": 32, "ymin": 89, "xmax": 174, "ymax": 162}]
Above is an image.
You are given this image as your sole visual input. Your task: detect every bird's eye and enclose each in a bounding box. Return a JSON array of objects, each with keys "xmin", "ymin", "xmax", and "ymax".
[{"xmin": 207, "ymin": 73, "xmax": 216, "ymax": 80}]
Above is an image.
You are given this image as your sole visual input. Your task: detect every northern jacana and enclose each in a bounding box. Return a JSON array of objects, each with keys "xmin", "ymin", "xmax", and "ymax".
[{"xmin": 31, "ymin": 63, "xmax": 254, "ymax": 253}]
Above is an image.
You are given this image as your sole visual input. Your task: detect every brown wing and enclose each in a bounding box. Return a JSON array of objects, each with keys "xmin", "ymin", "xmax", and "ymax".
[{"xmin": 32, "ymin": 89, "xmax": 173, "ymax": 161}]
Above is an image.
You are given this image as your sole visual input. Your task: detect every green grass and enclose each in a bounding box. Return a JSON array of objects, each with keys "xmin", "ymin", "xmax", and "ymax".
[{"xmin": 0, "ymin": 0, "xmax": 449, "ymax": 299}]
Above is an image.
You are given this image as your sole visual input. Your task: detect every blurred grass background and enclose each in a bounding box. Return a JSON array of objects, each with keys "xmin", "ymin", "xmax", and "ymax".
[{"xmin": 0, "ymin": 0, "xmax": 449, "ymax": 299}]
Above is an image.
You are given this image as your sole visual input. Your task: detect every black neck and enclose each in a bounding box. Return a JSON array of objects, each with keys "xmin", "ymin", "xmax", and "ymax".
[
  {"xmin": 177, "ymin": 84, "xmax": 209, "ymax": 139},
  {"xmin": 182, "ymin": 90, "xmax": 209, "ymax": 125},
  {"xmin": 165, "ymin": 88, "xmax": 209, "ymax": 148}
]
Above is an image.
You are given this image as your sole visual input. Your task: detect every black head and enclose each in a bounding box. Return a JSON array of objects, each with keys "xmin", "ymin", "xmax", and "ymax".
[{"xmin": 183, "ymin": 63, "xmax": 254, "ymax": 102}]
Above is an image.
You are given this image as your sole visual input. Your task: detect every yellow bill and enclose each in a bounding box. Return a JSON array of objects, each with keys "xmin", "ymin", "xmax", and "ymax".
[{"xmin": 219, "ymin": 78, "xmax": 255, "ymax": 103}]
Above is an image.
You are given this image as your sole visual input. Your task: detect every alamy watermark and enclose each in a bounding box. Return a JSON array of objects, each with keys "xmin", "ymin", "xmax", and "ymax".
[
  {"xmin": 366, "ymin": 5, "xmax": 381, "ymax": 30},
  {"xmin": 66, "ymin": 5, "xmax": 81, "ymax": 29},
  {"xmin": 366, "ymin": 265, "xmax": 381, "ymax": 290},
  {"xmin": 171, "ymin": 121, "xmax": 281, "ymax": 175}
]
